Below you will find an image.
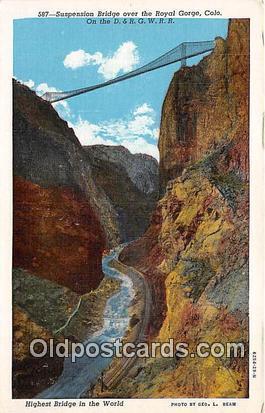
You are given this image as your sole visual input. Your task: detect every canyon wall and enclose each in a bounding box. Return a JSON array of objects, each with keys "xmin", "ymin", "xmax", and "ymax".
[
  {"xmin": 120, "ymin": 19, "xmax": 249, "ymax": 398},
  {"xmin": 84, "ymin": 145, "xmax": 158, "ymax": 242},
  {"xmin": 13, "ymin": 80, "xmax": 115, "ymax": 293},
  {"xmin": 158, "ymin": 19, "xmax": 249, "ymax": 192},
  {"xmin": 13, "ymin": 81, "xmax": 111, "ymax": 396}
]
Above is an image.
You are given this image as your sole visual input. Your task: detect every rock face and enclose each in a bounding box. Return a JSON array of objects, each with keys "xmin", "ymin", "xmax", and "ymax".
[
  {"xmin": 13, "ymin": 81, "xmax": 110, "ymax": 292},
  {"xmin": 13, "ymin": 305, "xmax": 64, "ymax": 399},
  {"xmin": 86, "ymin": 145, "xmax": 158, "ymax": 194},
  {"xmin": 13, "ymin": 81, "xmax": 120, "ymax": 250},
  {"xmin": 84, "ymin": 145, "xmax": 159, "ymax": 242},
  {"xmin": 13, "ymin": 176, "xmax": 105, "ymax": 293},
  {"xmin": 13, "ymin": 81, "xmax": 110, "ymax": 397},
  {"xmin": 158, "ymin": 19, "xmax": 249, "ymax": 192},
  {"xmin": 120, "ymin": 19, "xmax": 249, "ymax": 398},
  {"xmin": 12, "ymin": 267, "xmax": 120, "ymax": 398}
]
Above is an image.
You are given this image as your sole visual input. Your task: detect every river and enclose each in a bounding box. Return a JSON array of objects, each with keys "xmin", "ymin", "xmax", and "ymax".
[{"xmin": 37, "ymin": 247, "xmax": 135, "ymax": 399}]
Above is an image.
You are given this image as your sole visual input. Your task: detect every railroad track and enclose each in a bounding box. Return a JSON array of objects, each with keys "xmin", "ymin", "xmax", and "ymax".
[{"xmin": 102, "ymin": 259, "xmax": 152, "ymax": 389}]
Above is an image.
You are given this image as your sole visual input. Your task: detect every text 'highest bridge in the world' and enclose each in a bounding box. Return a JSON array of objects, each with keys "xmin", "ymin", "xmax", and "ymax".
[{"xmin": 42, "ymin": 40, "xmax": 215, "ymax": 103}]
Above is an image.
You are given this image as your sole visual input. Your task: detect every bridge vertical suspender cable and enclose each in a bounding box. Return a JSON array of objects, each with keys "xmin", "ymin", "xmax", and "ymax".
[
  {"xmin": 42, "ymin": 40, "xmax": 215, "ymax": 103},
  {"xmin": 180, "ymin": 43, "xmax": 187, "ymax": 67}
]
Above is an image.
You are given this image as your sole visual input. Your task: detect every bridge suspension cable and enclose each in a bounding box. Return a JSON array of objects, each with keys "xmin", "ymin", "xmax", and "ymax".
[{"xmin": 42, "ymin": 40, "xmax": 215, "ymax": 103}]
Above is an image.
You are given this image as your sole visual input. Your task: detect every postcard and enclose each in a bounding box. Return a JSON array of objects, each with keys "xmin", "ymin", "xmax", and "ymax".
[{"xmin": 0, "ymin": 0, "xmax": 263, "ymax": 412}]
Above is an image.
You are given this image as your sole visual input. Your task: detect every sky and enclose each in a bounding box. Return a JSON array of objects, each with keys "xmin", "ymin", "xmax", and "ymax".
[{"xmin": 14, "ymin": 18, "xmax": 228, "ymax": 159}]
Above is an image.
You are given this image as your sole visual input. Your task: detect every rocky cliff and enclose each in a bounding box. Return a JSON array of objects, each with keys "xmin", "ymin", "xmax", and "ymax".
[
  {"xmin": 85, "ymin": 145, "xmax": 158, "ymax": 194},
  {"xmin": 158, "ymin": 19, "xmax": 249, "ymax": 193},
  {"xmin": 13, "ymin": 80, "xmax": 121, "ymax": 253},
  {"xmin": 13, "ymin": 80, "xmax": 109, "ymax": 397},
  {"xmin": 119, "ymin": 19, "xmax": 249, "ymax": 398},
  {"xmin": 13, "ymin": 176, "xmax": 105, "ymax": 293},
  {"xmin": 12, "ymin": 266, "xmax": 120, "ymax": 398},
  {"xmin": 84, "ymin": 145, "xmax": 158, "ymax": 242}
]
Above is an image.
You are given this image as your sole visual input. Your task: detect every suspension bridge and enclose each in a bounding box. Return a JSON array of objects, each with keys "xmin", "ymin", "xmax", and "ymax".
[{"xmin": 42, "ymin": 40, "xmax": 215, "ymax": 103}]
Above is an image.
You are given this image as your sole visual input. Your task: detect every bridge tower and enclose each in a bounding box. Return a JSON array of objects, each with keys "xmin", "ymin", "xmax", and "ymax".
[{"xmin": 180, "ymin": 43, "xmax": 187, "ymax": 68}]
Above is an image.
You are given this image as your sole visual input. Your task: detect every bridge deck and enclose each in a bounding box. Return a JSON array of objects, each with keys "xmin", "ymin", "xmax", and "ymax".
[{"xmin": 42, "ymin": 40, "xmax": 215, "ymax": 103}]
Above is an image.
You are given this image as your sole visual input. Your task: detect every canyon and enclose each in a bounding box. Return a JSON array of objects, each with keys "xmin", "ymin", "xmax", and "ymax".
[
  {"xmin": 13, "ymin": 17, "xmax": 249, "ymax": 399},
  {"xmin": 12, "ymin": 79, "xmax": 158, "ymax": 397}
]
